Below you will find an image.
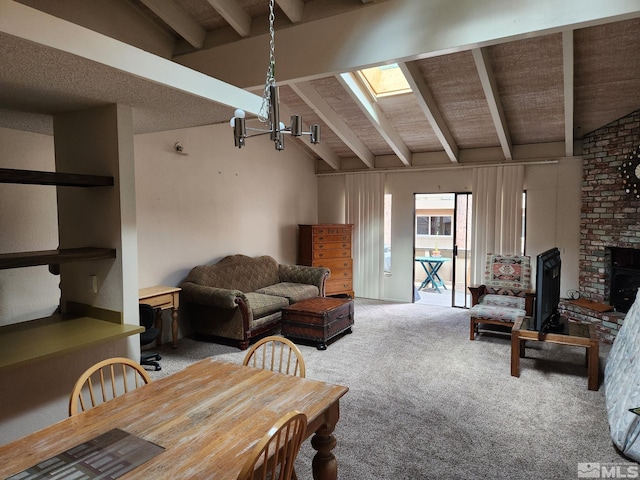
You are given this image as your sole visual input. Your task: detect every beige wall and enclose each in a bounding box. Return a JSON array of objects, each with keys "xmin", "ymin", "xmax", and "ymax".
[
  {"xmin": 134, "ymin": 123, "xmax": 319, "ymax": 342},
  {"xmin": 317, "ymin": 160, "xmax": 582, "ymax": 302}
]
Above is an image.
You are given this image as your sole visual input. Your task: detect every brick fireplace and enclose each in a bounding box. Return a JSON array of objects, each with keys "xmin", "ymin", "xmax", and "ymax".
[{"xmin": 575, "ymin": 108, "xmax": 640, "ymax": 341}]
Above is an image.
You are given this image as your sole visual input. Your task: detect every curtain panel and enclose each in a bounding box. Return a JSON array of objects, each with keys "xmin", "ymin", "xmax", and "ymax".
[
  {"xmin": 345, "ymin": 173, "xmax": 385, "ymax": 299},
  {"xmin": 471, "ymin": 165, "xmax": 524, "ymax": 284}
]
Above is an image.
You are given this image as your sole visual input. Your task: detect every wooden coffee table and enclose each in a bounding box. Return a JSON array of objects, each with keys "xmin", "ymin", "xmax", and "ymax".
[
  {"xmin": 282, "ymin": 297, "xmax": 354, "ymax": 350},
  {"xmin": 511, "ymin": 316, "xmax": 599, "ymax": 391}
]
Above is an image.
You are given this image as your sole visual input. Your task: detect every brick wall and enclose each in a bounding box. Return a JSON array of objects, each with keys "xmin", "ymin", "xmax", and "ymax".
[{"xmin": 579, "ymin": 109, "xmax": 640, "ymax": 340}]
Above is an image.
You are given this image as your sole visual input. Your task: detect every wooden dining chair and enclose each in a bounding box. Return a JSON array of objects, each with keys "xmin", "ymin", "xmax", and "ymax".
[
  {"xmin": 68, "ymin": 357, "xmax": 152, "ymax": 416},
  {"xmin": 243, "ymin": 336, "xmax": 306, "ymax": 378},
  {"xmin": 236, "ymin": 411, "xmax": 307, "ymax": 480}
]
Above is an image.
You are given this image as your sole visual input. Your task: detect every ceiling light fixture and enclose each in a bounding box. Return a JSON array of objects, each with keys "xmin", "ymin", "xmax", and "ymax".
[{"xmin": 230, "ymin": 0, "xmax": 320, "ymax": 151}]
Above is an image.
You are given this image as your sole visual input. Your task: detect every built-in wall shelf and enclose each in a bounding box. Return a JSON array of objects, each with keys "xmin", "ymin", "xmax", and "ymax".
[
  {"xmin": 0, "ymin": 247, "xmax": 116, "ymax": 270},
  {"xmin": 0, "ymin": 168, "xmax": 113, "ymax": 187},
  {"xmin": 0, "ymin": 310, "xmax": 143, "ymax": 371}
]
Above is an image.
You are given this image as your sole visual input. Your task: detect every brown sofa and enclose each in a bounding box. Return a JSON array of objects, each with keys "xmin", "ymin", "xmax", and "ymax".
[{"xmin": 180, "ymin": 254, "xmax": 329, "ymax": 349}]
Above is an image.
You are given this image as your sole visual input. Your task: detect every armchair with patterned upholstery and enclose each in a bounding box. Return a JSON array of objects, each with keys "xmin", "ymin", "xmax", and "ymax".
[{"xmin": 469, "ymin": 253, "xmax": 535, "ymax": 340}]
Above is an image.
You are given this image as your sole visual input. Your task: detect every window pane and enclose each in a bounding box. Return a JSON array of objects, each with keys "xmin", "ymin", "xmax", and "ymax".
[
  {"xmin": 442, "ymin": 216, "xmax": 452, "ymax": 236},
  {"xmin": 416, "ymin": 216, "xmax": 429, "ymax": 235},
  {"xmin": 430, "ymin": 216, "xmax": 452, "ymax": 236}
]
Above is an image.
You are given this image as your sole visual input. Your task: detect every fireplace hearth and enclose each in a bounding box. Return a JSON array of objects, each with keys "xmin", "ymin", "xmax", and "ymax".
[{"xmin": 609, "ymin": 247, "xmax": 640, "ymax": 313}]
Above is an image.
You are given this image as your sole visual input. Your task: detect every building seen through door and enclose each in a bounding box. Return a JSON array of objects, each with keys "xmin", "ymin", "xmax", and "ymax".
[{"xmin": 414, "ymin": 193, "xmax": 472, "ymax": 307}]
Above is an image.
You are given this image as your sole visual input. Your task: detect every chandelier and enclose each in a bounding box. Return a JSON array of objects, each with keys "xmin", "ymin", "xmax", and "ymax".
[{"xmin": 231, "ymin": 0, "xmax": 320, "ymax": 150}]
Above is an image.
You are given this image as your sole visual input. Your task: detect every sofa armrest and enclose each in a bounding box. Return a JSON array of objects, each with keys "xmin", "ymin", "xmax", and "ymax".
[
  {"xmin": 180, "ymin": 281, "xmax": 246, "ymax": 309},
  {"xmin": 278, "ymin": 264, "xmax": 330, "ymax": 294}
]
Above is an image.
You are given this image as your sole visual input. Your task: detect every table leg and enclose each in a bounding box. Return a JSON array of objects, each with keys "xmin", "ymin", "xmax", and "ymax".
[
  {"xmin": 418, "ymin": 261, "xmax": 431, "ymax": 289},
  {"xmin": 311, "ymin": 402, "xmax": 340, "ymax": 480},
  {"xmin": 428, "ymin": 263, "xmax": 440, "ymax": 292},
  {"xmin": 511, "ymin": 332, "xmax": 520, "ymax": 377},
  {"xmin": 587, "ymin": 344, "xmax": 600, "ymax": 391},
  {"xmin": 154, "ymin": 308, "xmax": 163, "ymax": 347},
  {"xmin": 431, "ymin": 264, "xmax": 447, "ymax": 291},
  {"xmin": 171, "ymin": 307, "xmax": 179, "ymax": 349}
]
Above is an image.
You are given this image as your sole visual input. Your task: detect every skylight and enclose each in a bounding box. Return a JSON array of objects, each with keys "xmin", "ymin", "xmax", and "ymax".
[{"xmin": 358, "ymin": 63, "xmax": 412, "ymax": 98}]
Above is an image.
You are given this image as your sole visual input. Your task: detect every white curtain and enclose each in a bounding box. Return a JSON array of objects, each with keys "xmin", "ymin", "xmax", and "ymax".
[
  {"xmin": 471, "ymin": 165, "xmax": 524, "ymax": 284},
  {"xmin": 345, "ymin": 172, "xmax": 385, "ymax": 299}
]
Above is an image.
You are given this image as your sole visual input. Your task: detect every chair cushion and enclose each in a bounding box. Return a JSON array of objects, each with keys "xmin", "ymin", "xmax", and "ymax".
[
  {"xmin": 485, "ymin": 254, "xmax": 531, "ymax": 289},
  {"xmin": 480, "ymin": 294, "xmax": 525, "ymax": 310},
  {"xmin": 255, "ymin": 282, "xmax": 319, "ymax": 304},
  {"xmin": 469, "ymin": 304, "xmax": 525, "ymax": 323},
  {"xmin": 244, "ymin": 292, "xmax": 289, "ymax": 318}
]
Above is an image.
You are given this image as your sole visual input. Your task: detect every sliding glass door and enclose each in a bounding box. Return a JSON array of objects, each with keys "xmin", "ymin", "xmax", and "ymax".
[
  {"xmin": 413, "ymin": 193, "xmax": 472, "ymax": 308},
  {"xmin": 453, "ymin": 193, "xmax": 472, "ymax": 308}
]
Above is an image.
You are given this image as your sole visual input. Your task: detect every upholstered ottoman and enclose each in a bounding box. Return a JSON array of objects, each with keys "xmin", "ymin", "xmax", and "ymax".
[{"xmin": 281, "ymin": 297, "xmax": 354, "ymax": 350}]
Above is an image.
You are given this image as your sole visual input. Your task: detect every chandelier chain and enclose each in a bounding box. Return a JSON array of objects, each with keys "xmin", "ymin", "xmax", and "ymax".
[{"xmin": 259, "ymin": 0, "xmax": 277, "ymax": 123}]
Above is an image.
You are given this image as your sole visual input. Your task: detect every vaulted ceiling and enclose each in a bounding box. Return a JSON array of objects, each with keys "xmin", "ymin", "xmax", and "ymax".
[{"xmin": 2, "ymin": 0, "xmax": 640, "ymax": 173}]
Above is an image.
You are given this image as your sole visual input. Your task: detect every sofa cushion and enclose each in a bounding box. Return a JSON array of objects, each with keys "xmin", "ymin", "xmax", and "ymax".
[
  {"xmin": 255, "ymin": 282, "xmax": 319, "ymax": 304},
  {"xmin": 244, "ymin": 292, "xmax": 289, "ymax": 318},
  {"xmin": 186, "ymin": 255, "xmax": 280, "ymax": 293}
]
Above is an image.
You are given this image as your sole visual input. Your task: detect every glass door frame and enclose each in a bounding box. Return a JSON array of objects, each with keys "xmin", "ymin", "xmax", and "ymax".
[{"xmin": 452, "ymin": 193, "xmax": 472, "ymax": 308}]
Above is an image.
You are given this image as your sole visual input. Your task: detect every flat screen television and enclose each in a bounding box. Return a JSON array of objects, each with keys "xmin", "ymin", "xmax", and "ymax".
[{"xmin": 533, "ymin": 247, "xmax": 563, "ymax": 332}]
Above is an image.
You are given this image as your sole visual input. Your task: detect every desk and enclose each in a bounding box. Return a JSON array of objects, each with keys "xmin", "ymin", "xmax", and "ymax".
[
  {"xmin": 0, "ymin": 358, "xmax": 349, "ymax": 479},
  {"xmin": 511, "ymin": 316, "xmax": 599, "ymax": 391},
  {"xmin": 416, "ymin": 256, "xmax": 450, "ymax": 293},
  {"xmin": 139, "ymin": 286, "xmax": 180, "ymax": 348}
]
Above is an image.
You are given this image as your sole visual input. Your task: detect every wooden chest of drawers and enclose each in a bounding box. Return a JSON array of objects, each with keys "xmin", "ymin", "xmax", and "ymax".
[{"xmin": 298, "ymin": 224, "xmax": 354, "ymax": 298}]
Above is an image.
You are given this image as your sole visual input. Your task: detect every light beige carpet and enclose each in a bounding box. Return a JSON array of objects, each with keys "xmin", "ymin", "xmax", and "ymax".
[{"xmin": 149, "ymin": 298, "xmax": 628, "ymax": 479}]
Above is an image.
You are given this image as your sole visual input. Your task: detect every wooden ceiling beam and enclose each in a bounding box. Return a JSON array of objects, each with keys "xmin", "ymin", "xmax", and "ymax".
[
  {"xmin": 206, "ymin": 0, "xmax": 252, "ymax": 37},
  {"xmin": 179, "ymin": 0, "xmax": 640, "ymax": 89},
  {"xmin": 139, "ymin": 0, "xmax": 206, "ymax": 49},
  {"xmin": 563, "ymin": 31, "xmax": 575, "ymax": 157},
  {"xmin": 276, "ymin": 0, "xmax": 304, "ymax": 24},
  {"xmin": 471, "ymin": 48, "xmax": 512, "ymax": 161},
  {"xmin": 399, "ymin": 62, "xmax": 459, "ymax": 163},
  {"xmin": 291, "ymin": 82, "xmax": 375, "ymax": 169},
  {"xmin": 338, "ymin": 73, "xmax": 411, "ymax": 166}
]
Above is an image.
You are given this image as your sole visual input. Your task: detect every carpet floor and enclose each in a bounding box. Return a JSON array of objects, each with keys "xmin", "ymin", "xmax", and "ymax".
[{"xmin": 147, "ymin": 298, "xmax": 629, "ymax": 479}]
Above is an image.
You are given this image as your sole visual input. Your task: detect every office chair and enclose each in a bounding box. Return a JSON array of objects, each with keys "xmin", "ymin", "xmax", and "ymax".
[{"xmin": 139, "ymin": 303, "xmax": 162, "ymax": 371}]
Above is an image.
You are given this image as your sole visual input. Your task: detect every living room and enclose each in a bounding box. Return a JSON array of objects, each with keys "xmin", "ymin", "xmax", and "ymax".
[{"xmin": 0, "ymin": 0, "xmax": 639, "ymax": 474}]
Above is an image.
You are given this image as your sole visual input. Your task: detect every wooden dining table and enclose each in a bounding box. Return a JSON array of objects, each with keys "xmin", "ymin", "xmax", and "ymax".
[{"xmin": 0, "ymin": 358, "xmax": 349, "ymax": 479}]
